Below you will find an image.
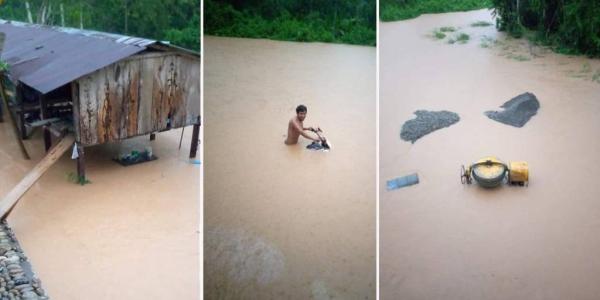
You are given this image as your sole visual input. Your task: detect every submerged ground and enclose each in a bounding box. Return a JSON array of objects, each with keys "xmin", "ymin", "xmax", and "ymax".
[
  {"xmin": 381, "ymin": 9, "xmax": 600, "ymax": 300},
  {"xmin": 0, "ymin": 124, "xmax": 199, "ymax": 299},
  {"xmin": 204, "ymin": 36, "xmax": 376, "ymax": 299}
]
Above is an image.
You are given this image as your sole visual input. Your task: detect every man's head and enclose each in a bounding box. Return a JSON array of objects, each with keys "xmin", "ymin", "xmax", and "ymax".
[{"xmin": 296, "ymin": 105, "xmax": 307, "ymax": 121}]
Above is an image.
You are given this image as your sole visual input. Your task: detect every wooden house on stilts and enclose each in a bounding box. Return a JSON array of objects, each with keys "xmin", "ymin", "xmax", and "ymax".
[{"xmin": 0, "ymin": 20, "xmax": 200, "ymax": 180}]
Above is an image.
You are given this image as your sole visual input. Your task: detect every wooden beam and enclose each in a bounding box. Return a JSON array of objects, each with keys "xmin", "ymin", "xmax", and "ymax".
[
  {"xmin": 0, "ymin": 134, "xmax": 74, "ymax": 220},
  {"xmin": 40, "ymin": 93, "xmax": 52, "ymax": 151},
  {"xmin": 18, "ymin": 85, "xmax": 27, "ymax": 139},
  {"xmin": 27, "ymin": 117, "xmax": 60, "ymax": 128}
]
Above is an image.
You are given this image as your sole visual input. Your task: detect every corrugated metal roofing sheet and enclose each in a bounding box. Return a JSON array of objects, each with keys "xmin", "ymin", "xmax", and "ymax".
[{"xmin": 0, "ymin": 20, "xmax": 157, "ymax": 94}]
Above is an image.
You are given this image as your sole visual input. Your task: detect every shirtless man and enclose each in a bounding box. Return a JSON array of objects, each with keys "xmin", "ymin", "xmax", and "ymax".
[{"xmin": 285, "ymin": 105, "xmax": 322, "ymax": 145}]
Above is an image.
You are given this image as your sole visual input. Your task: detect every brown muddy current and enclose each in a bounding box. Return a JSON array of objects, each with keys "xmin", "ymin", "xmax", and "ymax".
[
  {"xmin": 0, "ymin": 126, "xmax": 199, "ymax": 299},
  {"xmin": 381, "ymin": 9, "xmax": 600, "ymax": 300},
  {"xmin": 204, "ymin": 36, "xmax": 375, "ymax": 299}
]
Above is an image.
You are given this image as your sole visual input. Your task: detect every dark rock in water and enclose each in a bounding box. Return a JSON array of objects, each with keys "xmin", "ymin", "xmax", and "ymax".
[
  {"xmin": 0, "ymin": 221, "xmax": 46, "ymax": 299},
  {"xmin": 13, "ymin": 279, "xmax": 28, "ymax": 286},
  {"xmin": 400, "ymin": 110, "xmax": 460, "ymax": 143},
  {"xmin": 485, "ymin": 92, "xmax": 540, "ymax": 127}
]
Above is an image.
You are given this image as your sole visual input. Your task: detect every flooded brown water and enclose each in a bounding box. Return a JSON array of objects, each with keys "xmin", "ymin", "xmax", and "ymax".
[
  {"xmin": 0, "ymin": 124, "xmax": 199, "ymax": 299},
  {"xmin": 381, "ymin": 9, "xmax": 600, "ymax": 300},
  {"xmin": 204, "ymin": 36, "xmax": 375, "ymax": 299}
]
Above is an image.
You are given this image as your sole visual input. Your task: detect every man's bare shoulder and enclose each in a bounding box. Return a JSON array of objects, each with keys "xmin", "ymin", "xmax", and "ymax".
[{"xmin": 289, "ymin": 117, "xmax": 300, "ymax": 126}]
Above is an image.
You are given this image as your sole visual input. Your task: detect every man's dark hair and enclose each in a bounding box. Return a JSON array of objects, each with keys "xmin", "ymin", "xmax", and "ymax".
[{"xmin": 296, "ymin": 105, "xmax": 307, "ymax": 114}]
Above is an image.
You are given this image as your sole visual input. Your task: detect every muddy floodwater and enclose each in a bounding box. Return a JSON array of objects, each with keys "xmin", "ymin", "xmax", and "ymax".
[
  {"xmin": 0, "ymin": 124, "xmax": 199, "ymax": 299},
  {"xmin": 204, "ymin": 36, "xmax": 375, "ymax": 299},
  {"xmin": 381, "ymin": 9, "xmax": 600, "ymax": 300}
]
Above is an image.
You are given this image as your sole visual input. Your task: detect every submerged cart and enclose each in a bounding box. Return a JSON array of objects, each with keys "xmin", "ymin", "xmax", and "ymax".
[{"xmin": 461, "ymin": 156, "xmax": 529, "ymax": 188}]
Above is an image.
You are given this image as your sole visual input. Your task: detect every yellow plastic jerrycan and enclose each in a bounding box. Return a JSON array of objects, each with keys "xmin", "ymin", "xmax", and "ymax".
[{"xmin": 508, "ymin": 161, "xmax": 529, "ymax": 186}]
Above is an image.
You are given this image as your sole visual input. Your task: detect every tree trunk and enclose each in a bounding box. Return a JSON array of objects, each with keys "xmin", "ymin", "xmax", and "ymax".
[
  {"xmin": 25, "ymin": 1, "xmax": 33, "ymax": 23},
  {"xmin": 60, "ymin": 3, "xmax": 65, "ymax": 27},
  {"xmin": 124, "ymin": 0, "xmax": 129, "ymax": 34},
  {"xmin": 36, "ymin": 0, "xmax": 52, "ymax": 25},
  {"xmin": 37, "ymin": 0, "xmax": 48, "ymax": 24},
  {"xmin": 79, "ymin": 2, "xmax": 83, "ymax": 29},
  {"xmin": 47, "ymin": 3, "xmax": 52, "ymax": 25}
]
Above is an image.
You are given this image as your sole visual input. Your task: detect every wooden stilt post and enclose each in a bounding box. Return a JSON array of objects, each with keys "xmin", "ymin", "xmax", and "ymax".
[
  {"xmin": 40, "ymin": 93, "xmax": 51, "ymax": 150},
  {"xmin": 43, "ymin": 125, "xmax": 52, "ymax": 152},
  {"xmin": 0, "ymin": 94, "xmax": 3, "ymax": 123},
  {"xmin": 76, "ymin": 144, "xmax": 86, "ymax": 181},
  {"xmin": 0, "ymin": 33, "xmax": 4, "ymax": 124},
  {"xmin": 189, "ymin": 123, "xmax": 200, "ymax": 158},
  {"xmin": 0, "ymin": 74, "xmax": 30, "ymax": 160},
  {"xmin": 40, "ymin": 90, "xmax": 52, "ymax": 151},
  {"xmin": 70, "ymin": 82, "xmax": 86, "ymax": 183},
  {"xmin": 178, "ymin": 127, "xmax": 185, "ymax": 150},
  {"xmin": 19, "ymin": 97, "xmax": 27, "ymax": 139}
]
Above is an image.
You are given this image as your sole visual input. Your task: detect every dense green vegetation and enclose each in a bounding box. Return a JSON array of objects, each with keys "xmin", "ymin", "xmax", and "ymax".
[
  {"xmin": 205, "ymin": 0, "xmax": 376, "ymax": 46},
  {"xmin": 492, "ymin": 0, "xmax": 600, "ymax": 57},
  {"xmin": 0, "ymin": 0, "xmax": 199, "ymax": 51},
  {"xmin": 380, "ymin": 0, "xmax": 492, "ymax": 22},
  {"xmin": 380, "ymin": 0, "xmax": 600, "ymax": 57}
]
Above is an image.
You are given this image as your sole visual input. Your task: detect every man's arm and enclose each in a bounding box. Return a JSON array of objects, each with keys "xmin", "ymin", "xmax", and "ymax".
[{"xmin": 292, "ymin": 121, "xmax": 319, "ymax": 141}]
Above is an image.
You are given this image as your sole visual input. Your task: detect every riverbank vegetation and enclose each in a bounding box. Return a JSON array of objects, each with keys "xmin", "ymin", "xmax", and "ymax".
[
  {"xmin": 205, "ymin": 0, "xmax": 376, "ymax": 46},
  {"xmin": 492, "ymin": 0, "xmax": 600, "ymax": 57},
  {"xmin": 0, "ymin": 0, "xmax": 199, "ymax": 51},
  {"xmin": 380, "ymin": 0, "xmax": 492, "ymax": 22}
]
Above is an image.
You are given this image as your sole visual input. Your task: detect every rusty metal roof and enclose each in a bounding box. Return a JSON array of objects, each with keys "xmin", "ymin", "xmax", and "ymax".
[{"xmin": 0, "ymin": 19, "xmax": 195, "ymax": 94}]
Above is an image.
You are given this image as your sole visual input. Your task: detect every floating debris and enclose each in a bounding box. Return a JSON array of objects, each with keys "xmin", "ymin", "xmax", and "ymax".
[
  {"xmin": 432, "ymin": 30, "xmax": 446, "ymax": 39},
  {"xmin": 471, "ymin": 21, "xmax": 493, "ymax": 27},
  {"xmin": 593, "ymin": 69, "xmax": 600, "ymax": 83},
  {"xmin": 114, "ymin": 149, "xmax": 158, "ymax": 166},
  {"xmin": 439, "ymin": 26, "xmax": 456, "ymax": 32},
  {"xmin": 480, "ymin": 36, "xmax": 495, "ymax": 48},
  {"xmin": 431, "ymin": 27, "xmax": 456, "ymax": 39},
  {"xmin": 455, "ymin": 33, "xmax": 470, "ymax": 44},
  {"xmin": 387, "ymin": 173, "xmax": 419, "ymax": 191}
]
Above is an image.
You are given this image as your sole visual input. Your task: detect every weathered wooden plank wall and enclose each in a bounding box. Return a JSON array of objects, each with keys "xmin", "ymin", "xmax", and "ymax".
[{"xmin": 74, "ymin": 53, "xmax": 200, "ymax": 146}]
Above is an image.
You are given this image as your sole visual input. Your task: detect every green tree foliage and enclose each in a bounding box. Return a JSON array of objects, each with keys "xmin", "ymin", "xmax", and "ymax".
[
  {"xmin": 0, "ymin": 0, "xmax": 199, "ymax": 51},
  {"xmin": 380, "ymin": 0, "xmax": 492, "ymax": 22},
  {"xmin": 204, "ymin": 0, "xmax": 376, "ymax": 46},
  {"xmin": 492, "ymin": 0, "xmax": 600, "ymax": 56}
]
